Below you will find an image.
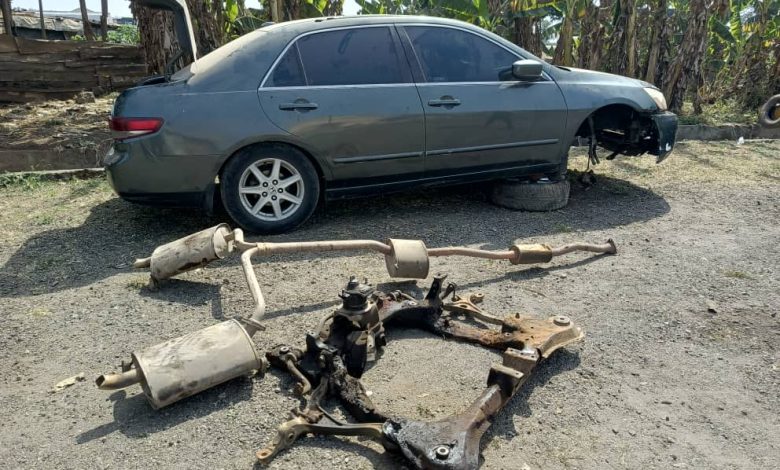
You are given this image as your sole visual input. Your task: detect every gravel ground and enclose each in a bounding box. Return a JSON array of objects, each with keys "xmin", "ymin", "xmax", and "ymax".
[{"xmin": 0, "ymin": 140, "xmax": 778, "ymax": 469}]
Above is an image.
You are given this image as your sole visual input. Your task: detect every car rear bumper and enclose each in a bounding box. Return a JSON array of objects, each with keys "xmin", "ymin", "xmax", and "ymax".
[
  {"xmin": 104, "ymin": 144, "xmax": 221, "ymax": 209},
  {"xmin": 651, "ymin": 111, "xmax": 678, "ymax": 163}
]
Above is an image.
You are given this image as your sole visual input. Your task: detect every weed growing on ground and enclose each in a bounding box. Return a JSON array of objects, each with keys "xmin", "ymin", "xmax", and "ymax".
[{"xmin": 0, "ymin": 173, "xmax": 44, "ymax": 190}]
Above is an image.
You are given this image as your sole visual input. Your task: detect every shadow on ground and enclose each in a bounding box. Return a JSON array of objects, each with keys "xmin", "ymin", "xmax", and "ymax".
[
  {"xmin": 76, "ymin": 376, "xmax": 255, "ymax": 444},
  {"xmin": 0, "ymin": 175, "xmax": 669, "ymax": 297}
]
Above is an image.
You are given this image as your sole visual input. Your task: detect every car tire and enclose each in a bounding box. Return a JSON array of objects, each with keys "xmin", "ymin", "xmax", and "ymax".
[
  {"xmin": 758, "ymin": 94, "xmax": 780, "ymax": 128},
  {"xmin": 490, "ymin": 179, "xmax": 570, "ymax": 212},
  {"xmin": 220, "ymin": 144, "xmax": 320, "ymax": 234}
]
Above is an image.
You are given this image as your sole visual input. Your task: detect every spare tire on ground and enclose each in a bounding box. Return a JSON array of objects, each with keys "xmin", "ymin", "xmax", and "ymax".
[
  {"xmin": 490, "ymin": 179, "xmax": 570, "ymax": 211},
  {"xmin": 758, "ymin": 94, "xmax": 780, "ymax": 128}
]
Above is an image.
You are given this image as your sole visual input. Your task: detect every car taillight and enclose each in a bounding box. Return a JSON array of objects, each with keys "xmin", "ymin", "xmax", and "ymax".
[{"xmin": 109, "ymin": 117, "xmax": 164, "ymax": 140}]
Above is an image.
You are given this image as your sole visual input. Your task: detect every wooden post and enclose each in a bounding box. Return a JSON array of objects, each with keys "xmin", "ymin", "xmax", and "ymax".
[
  {"xmin": 38, "ymin": 0, "xmax": 46, "ymax": 39},
  {"xmin": 100, "ymin": 0, "xmax": 107, "ymax": 41},
  {"xmin": 1, "ymin": 0, "xmax": 14, "ymax": 36},
  {"xmin": 78, "ymin": 0, "xmax": 95, "ymax": 40}
]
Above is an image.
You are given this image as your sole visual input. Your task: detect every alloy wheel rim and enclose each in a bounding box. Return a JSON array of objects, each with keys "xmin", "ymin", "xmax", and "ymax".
[{"xmin": 238, "ymin": 158, "xmax": 305, "ymax": 222}]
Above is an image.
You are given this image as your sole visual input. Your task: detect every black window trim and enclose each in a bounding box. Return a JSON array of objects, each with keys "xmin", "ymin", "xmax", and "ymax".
[
  {"xmin": 260, "ymin": 24, "xmax": 415, "ymax": 90},
  {"xmin": 398, "ymin": 23, "xmax": 552, "ymax": 85}
]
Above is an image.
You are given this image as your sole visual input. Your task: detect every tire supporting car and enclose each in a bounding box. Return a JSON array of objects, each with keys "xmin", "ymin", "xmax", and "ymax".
[
  {"xmin": 220, "ymin": 144, "xmax": 320, "ymax": 234},
  {"xmin": 490, "ymin": 179, "xmax": 570, "ymax": 212}
]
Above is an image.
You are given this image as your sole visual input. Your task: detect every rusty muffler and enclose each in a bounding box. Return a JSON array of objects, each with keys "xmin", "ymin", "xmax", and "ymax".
[
  {"xmin": 96, "ymin": 320, "xmax": 267, "ymax": 409},
  {"xmin": 132, "ymin": 224, "xmax": 234, "ymax": 282}
]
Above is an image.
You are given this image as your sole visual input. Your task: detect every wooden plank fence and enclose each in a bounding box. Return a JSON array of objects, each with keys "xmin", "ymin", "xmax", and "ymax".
[{"xmin": 0, "ymin": 35, "xmax": 147, "ymax": 103}]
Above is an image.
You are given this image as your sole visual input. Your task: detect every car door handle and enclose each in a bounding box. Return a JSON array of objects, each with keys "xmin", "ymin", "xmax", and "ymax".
[
  {"xmin": 427, "ymin": 98, "xmax": 461, "ymax": 107},
  {"xmin": 279, "ymin": 102, "xmax": 318, "ymax": 111}
]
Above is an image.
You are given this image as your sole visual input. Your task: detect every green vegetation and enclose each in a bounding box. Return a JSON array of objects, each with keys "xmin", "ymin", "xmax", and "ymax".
[
  {"xmin": 107, "ymin": 24, "xmax": 140, "ymax": 44},
  {"xmin": 0, "ymin": 173, "xmax": 43, "ymax": 190}
]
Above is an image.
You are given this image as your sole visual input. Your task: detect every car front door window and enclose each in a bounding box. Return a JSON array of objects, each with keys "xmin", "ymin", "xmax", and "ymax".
[{"xmin": 405, "ymin": 26, "xmax": 519, "ymax": 83}]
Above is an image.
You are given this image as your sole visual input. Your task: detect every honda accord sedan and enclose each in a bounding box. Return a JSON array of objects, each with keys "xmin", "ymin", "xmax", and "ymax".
[{"xmin": 105, "ymin": 2, "xmax": 677, "ymax": 234}]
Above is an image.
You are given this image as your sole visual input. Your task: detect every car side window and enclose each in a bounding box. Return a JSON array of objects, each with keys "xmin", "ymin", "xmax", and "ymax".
[
  {"xmin": 268, "ymin": 44, "xmax": 306, "ymax": 87},
  {"xmin": 405, "ymin": 26, "xmax": 518, "ymax": 83},
  {"xmin": 294, "ymin": 27, "xmax": 408, "ymax": 86}
]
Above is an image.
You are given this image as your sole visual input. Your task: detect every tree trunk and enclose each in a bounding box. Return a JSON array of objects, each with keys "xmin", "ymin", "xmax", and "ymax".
[
  {"xmin": 185, "ymin": 0, "xmax": 223, "ymax": 55},
  {"xmin": 79, "ymin": 0, "xmax": 96, "ymax": 40},
  {"xmin": 735, "ymin": 3, "xmax": 773, "ymax": 109},
  {"xmin": 553, "ymin": 9, "xmax": 574, "ymax": 66},
  {"xmin": 131, "ymin": 0, "xmax": 179, "ymax": 75},
  {"xmin": 578, "ymin": 0, "xmax": 611, "ymax": 70},
  {"xmin": 662, "ymin": 0, "xmax": 710, "ymax": 113},
  {"xmin": 38, "ymin": 0, "xmax": 46, "ymax": 39},
  {"xmin": 101, "ymin": 0, "xmax": 108, "ymax": 41},
  {"xmin": 1, "ymin": 0, "xmax": 14, "ymax": 36},
  {"xmin": 644, "ymin": 0, "xmax": 669, "ymax": 86},
  {"xmin": 322, "ymin": 0, "xmax": 343, "ymax": 16},
  {"xmin": 514, "ymin": 16, "xmax": 540, "ymax": 56},
  {"xmin": 772, "ymin": 41, "xmax": 780, "ymax": 95},
  {"xmin": 605, "ymin": 0, "xmax": 637, "ymax": 76}
]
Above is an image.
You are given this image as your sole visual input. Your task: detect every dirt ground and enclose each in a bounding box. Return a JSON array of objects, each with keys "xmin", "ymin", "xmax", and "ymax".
[
  {"xmin": 0, "ymin": 140, "xmax": 778, "ymax": 469},
  {"xmin": 0, "ymin": 94, "xmax": 115, "ymax": 152}
]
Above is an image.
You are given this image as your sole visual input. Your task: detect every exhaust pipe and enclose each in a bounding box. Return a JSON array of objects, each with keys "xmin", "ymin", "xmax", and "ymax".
[{"xmin": 96, "ymin": 368, "xmax": 140, "ymax": 390}]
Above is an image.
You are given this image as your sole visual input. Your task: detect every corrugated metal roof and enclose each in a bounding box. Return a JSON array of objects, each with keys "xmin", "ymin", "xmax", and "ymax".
[{"xmin": 11, "ymin": 14, "xmax": 85, "ymax": 33}]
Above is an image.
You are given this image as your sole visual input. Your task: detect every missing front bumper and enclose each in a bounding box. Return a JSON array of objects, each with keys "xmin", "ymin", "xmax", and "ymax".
[{"xmin": 652, "ymin": 111, "xmax": 678, "ymax": 163}]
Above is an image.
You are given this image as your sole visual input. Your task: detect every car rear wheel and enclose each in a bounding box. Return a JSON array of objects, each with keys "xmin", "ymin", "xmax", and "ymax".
[
  {"xmin": 220, "ymin": 144, "xmax": 319, "ymax": 234},
  {"xmin": 490, "ymin": 179, "xmax": 570, "ymax": 212}
]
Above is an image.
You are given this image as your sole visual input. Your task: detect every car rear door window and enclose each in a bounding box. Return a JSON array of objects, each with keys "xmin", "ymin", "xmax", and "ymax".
[
  {"xmin": 405, "ymin": 26, "xmax": 518, "ymax": 83},
  {"xmin": 295, "ymin": 27, "xmax": 408, "ymax": 86},
  {"xmin": 268, "ymin": 44, "xmax": 306, "ymax": 87}
]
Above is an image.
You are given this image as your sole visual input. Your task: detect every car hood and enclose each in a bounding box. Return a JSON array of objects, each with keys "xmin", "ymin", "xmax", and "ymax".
[
  {"xmin": 135, "ymin": 0, "xmax": 198, "ymax": 64},
  {"xmin": 555, "ymin": 66, "xmax": 656, "ymax": 89}
]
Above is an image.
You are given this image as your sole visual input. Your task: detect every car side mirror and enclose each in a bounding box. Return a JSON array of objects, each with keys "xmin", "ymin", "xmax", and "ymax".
[{"xmin": 512, "ymin": 60, "xmax": 543, "ymax": 81}]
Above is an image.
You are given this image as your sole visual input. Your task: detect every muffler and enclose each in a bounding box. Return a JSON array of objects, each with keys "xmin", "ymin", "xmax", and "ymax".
[
  {"xmin": 132, "ymin": 224, "xmax": 234, "ymax": 282},
  {"xmin": 96, "ymin": 320, "xmax": 267, "ymax": 409}
]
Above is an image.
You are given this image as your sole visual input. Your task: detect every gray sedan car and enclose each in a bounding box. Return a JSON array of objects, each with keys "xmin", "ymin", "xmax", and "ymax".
[{"xmin": 106, "ymin": 2, "xmax": 677, "ymax": 234}]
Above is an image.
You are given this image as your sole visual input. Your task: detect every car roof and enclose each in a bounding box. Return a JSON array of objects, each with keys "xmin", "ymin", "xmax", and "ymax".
[{"xmin": 261, "ymin": 14, "xmax": 485, "ymax": 34}]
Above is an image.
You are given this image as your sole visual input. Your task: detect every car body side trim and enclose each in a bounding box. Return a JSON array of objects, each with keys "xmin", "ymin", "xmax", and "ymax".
[
  {"xmin": 262, "ymin": 83, "xmax": 418, "ymax": 91},
  {"xmin": 324, "ymin": 162, "xmax": 557, "ymax": 196},
  {"xmin": 333, "ymin": 151, "xmax": 423, "ymax": 164},
  {"xmin": 426, "ymin": 139, "xmax": 559, "ymax": 157}
]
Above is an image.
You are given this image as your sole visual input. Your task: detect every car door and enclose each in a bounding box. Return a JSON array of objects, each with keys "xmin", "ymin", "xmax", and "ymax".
[
  {"xmin": 399, "ymin": 25, "xmax": 567, "ymax": 178},
  {"xmin": 257, "ymin": 26, "xmax": 425, "ymax": 189}
]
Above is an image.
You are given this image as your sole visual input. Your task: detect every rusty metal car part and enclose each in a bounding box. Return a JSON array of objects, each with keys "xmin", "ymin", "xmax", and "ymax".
[
  {"xmin": 132, "ymin": 225, "xmax": 616, "ymax": 326},
  {"xmin": 132, "ymin": 223, "xmax": 234, "ymax": 281},
  {"xmin": 96, "ymin": 319, "xmax": 267, "ymax": 409},
  {"xmin": 256, "ymin": 275, "xmax": 584, "ymax": 469}
]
